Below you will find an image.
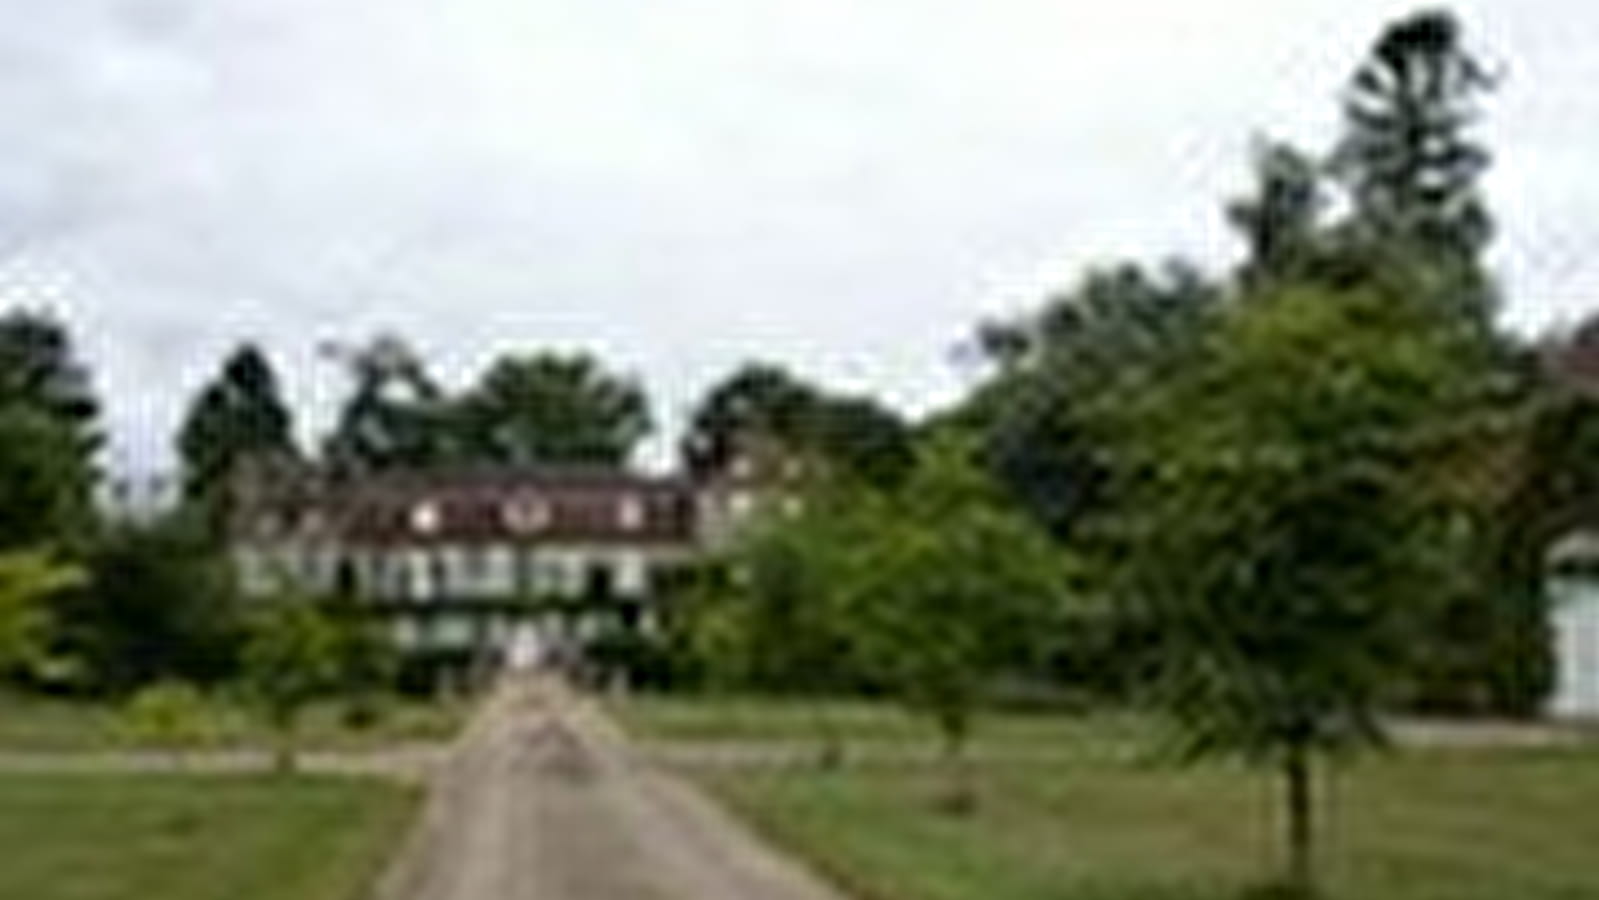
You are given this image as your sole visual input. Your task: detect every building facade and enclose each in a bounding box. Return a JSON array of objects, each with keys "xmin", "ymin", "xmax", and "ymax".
[
  {"xmin": 229, "ymin": 460, "xmax": 776, "ymax": 671},
  {"xmin": 1547, "ymin": 530, "xmax": 1599, "ymax": 719}
]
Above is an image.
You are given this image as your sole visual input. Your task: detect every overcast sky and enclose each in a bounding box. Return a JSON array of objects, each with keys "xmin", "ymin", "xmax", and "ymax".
[{"xmin": 2, "ymin": 0, "xmax": 1596, "ymax": 475}]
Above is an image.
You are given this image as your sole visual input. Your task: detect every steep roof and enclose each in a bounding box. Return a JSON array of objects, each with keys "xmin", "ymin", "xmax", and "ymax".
[{"xmin": 234, "ymin": 464, "xmax": 699, "ymax": 547}]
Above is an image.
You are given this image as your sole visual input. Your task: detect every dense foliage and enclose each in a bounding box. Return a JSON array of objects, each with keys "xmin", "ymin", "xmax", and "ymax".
[
  {"xmin": 0, "ymin": 551, "xmax": 81, "ymax": 680},
  {"xmin": 0, "ymin": 407, "xmax": 96, "ymax": 552},
  {"xmin": 176, "ymin": 342, "xmax": 298, "ymax": 522},
  {"xmin": 1086, "ymin": 280, "xmax": 1494, "ymax": 891},
  {"xmin": 324, "ymin": 336, "xmax": 655, "ymax": 472},
  {"xmin": 322, "ymin": 334, "xmax": 456, "ymax": 474},
  {"xmin": 681, "ymin": 362, "xmax": 914, "ymax": 488},
  {"xmin": 0, "ymin": 310, "xmax": 100, "ymax": 551},
  {"xmin": 452, "ymin": 351, "xmax": 651, "ymax": 466},
  {"xmin": 1333, "ymin": 8, "xmax": 1498, "ymax": 273},
  {"xmin": 241, "ymin": 599, "xmax": 348, "ymax": 772},
  {"xmin": 55, "ymin": 516, "xmax": 245, "ymax": 694},
  {"xmin": 684, "ymin": 439, "xmax": 1070, "ymax": 796}
]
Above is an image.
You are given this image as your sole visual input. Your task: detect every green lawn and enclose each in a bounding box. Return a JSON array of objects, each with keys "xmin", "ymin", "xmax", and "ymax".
[
  {"xmin": 0, "ymin": 691, "xmax": 468, "ymax": 753},
  {"xmin": 0, "ymin": 773, "xmax": 416, "ymax": 900},
  {"xmin": 620, "ymin": 696, "xmax": 1599, "ymax": 900},
  {"xmin": 615, "ymin": 694, "xmax": 1148, "ymax": 754}
]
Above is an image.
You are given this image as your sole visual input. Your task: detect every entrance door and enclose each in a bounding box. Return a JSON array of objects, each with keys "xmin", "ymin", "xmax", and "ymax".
[{"xmin": 506, "ymin": 620, "xmax": 542, "ymax": 670}]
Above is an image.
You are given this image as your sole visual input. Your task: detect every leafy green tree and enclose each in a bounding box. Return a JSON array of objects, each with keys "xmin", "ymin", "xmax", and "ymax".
[
  {"xmin": 0, "ymin": 308, "xmax": 99, "ymax": 438},
  {"xmin": 692, "ymin": 442, "xmax": 1067, "ymax": 786},
  {"xmin": 1333, "ymin": 8, "xmax": 1497, "ymax": 277},
  {"xmin": 58, "ymin": 515, "xmax": 243, "ymax": 693},
  {"xmin": 848, "ymin": 438, "xmax": 1068, "ymax": 809},
  {"xmin": 323, "ymin": 334, "xmax": 455, "ymax": 474},
  {"xmin": 805, "ymin": 395, "xmax": 914, "ymax": 489},
  {"xmin": 117, "ymin": 681, "xmax": 222, "ymax": 764},
  {"xmin": 241, "ymin": 600, "xmax": 343, "ymax": 773},
  {"xmin": 959, "ymin": 262, "xmax": 1219, "ymax": 540},
  {"xmin": 683, "ymin": 363, "xmax": 813, "ymax": 476},
  {"xmin": 1227, "ymin": 139, "xmax": 1328, "ymax": 288},
  {"xmin": 1295, "ymin": 8, "xmax": 1535, "ymax": 715},
  {"xmin": 176, "ymin": 343, "xmax": 297, "ymax": 523},
  {"xmin": 683, "ymin": 472, "xmax": 884, "ymax": 763},
  {"xmin": 715, "ymin": 505, "xmax": 864, "ymax": 694},
  {"xmin": 319, "ymin": 592, "xmax": 400, "ymax": 728},
  {"xmin": 0, "ymin": 407, "xmax": 95, "ymax": 551},
  {"xmin": 0, "ymin": 309, "xmax": 100, "ymax": 549},
  {"xmin": 682, "ymin": 362, "xmax": 912, "ymax": 487},
  {"xmin": 453, "ymin": 351, "xmax": 651, "ymax": 466},
  {"xmin": 1089, "ymin": 281, "xmax": 1496, "ymax": 897},
  {"xmin": 0, "ymin": 550, "xmax": 81, "ymax": 679},
  {"xmin": 1449, "ymin": 326, "xmax": 1599, "ymax": 715}
]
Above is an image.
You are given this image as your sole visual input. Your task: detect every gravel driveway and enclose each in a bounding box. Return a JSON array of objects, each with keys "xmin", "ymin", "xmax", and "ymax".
[{"xmin": 373, "ymin": 675, "xmax": 850, "ymax": 900}]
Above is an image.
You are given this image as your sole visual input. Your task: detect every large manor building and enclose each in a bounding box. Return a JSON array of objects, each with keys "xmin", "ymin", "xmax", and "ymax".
[{"xmin": 227, "ymin": 455, "xmax": 784, "ymax": 671}]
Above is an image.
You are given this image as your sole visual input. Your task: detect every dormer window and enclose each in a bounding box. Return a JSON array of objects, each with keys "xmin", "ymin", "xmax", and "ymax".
[
  {"xmin": 410, "ymin": 501, "xmax": 441, "ymax": 535},
  {"xmin": 503, "ymin": 494, "xmax": 550, "ymax": 534},
  {"xmin": 618, "ymin": 495, "xmax": 645, "ymax": 531}
]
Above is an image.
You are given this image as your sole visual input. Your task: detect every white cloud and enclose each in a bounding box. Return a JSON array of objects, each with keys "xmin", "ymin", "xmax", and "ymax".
[{"xmin": 0, "ymin": 0, "xmax": 1594, "ymax": 473}]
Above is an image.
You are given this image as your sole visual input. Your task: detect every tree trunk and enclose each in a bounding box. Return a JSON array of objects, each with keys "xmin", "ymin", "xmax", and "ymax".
[
  {"xmin": 1283, "ymin": 740, "xmax": 1315, "ymax": 898},
  {"xmin": 812, "ymin": 702, "xmax": 844, "ymax": 770},
  {"xmin": 271, "ymin": 708, "xmax": 298, "ymax": 776},
  {"xmin": 273, "ymin": 736, "xmax": 297, "ymax": 775},
  {"xmin": 937, "ymin": 715, "xmax": 976, "ymax": 816}
]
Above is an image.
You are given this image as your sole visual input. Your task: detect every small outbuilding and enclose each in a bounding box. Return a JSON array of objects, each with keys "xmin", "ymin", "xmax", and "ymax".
[{"xmin": 1546, "ymin": 531, "xmax": 1599, "ymax": 719}]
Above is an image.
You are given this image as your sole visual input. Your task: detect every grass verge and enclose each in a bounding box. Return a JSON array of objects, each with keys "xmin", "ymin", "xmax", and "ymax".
[
  {"xmin": 0, "ymin": 690, "xmax": 467, "ymax": 753},
  {"xmin": 0, "ymin": 773, "xmax": 416, "ymax": 900},
  {"xmin": 623, "ymin": 696, "xmax": 1599, "ymax": 900}
]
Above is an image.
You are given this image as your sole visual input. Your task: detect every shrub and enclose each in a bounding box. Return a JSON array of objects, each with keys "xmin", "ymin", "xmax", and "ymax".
[{"xmin": 118, "ymin": 681, "xmax": 221, "ymax": 752}]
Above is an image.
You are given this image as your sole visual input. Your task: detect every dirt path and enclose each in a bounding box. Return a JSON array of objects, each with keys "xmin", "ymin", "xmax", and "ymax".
[{"xmin": 373, "ymin": 676, "xmax": 851, "ymax": 900}]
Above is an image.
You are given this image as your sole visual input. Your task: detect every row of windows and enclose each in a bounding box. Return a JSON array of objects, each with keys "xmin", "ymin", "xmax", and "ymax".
[
  {"xmin": 409, "ymin": 494, "xmax": 651, "ymax": 535},
  {"xmin": 389, "ymin": 609, "xmax": 635, "ymax": 650},
  {"xmin": 239, "ymin": 546, "xmax": 658, "ymax": 600},
  {"xmin": 251, "ymin": 494, "xmax": 662, "ymax": 541}
]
